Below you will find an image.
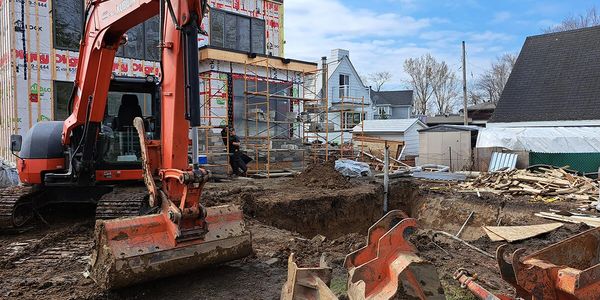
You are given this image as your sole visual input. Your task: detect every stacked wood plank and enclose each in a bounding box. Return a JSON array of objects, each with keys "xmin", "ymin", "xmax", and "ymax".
[{"xmin": 458, "ymin": 168, "xmax": 599, "ymax": 202}]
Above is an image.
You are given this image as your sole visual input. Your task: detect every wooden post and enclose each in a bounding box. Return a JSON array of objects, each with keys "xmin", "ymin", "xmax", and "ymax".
[{"xmin": 462, "ymin": 41, "xmax": 468, "ymax": 126}]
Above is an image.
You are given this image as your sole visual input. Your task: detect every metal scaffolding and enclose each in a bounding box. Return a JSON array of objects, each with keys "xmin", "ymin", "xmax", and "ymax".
[
  {"xmin": 196, "ymin": 72, "xmax": 231, "ymax": 175},
  {"xmin": 242, "ymin": 58, "xmax": 323, "ymax": 177}
]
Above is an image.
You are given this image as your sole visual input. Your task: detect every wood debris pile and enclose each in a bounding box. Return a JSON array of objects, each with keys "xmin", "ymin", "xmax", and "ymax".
[{"xmin": 458, "ymin": 168, "xmax": 599, "ymax": 202}]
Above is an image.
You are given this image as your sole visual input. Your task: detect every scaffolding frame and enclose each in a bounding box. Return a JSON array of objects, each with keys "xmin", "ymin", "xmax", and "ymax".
[
  {"xmin": 195, "ymin": 56, "xmax": 368, "ymax": 178},
  {"xmin": 303, "ymin": 94, "xmax": 366, "ymax": 164},
  {"xmin": 196, "ymin": 72, "xmax": 231, "ymax": 175},
  {"xmin": 242, "ymin": 58, "xmax": 324, "ymax": 177}
]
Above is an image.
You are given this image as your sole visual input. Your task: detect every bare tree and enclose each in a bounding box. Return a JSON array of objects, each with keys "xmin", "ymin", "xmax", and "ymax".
[
  {"xmin": 367, "ymin": 71, "xmax": 393, "ymax": 91},
  {"xmin": 404, "ymin": 54, "xmax": 435, "ymax": 115},
  {"xmin": 475, "ymin": 53, "xmax": 517, "ymax": 104},
  {"xmin": 404, "ymin": 54, "xmax": 458, "ymax": 116},
  {"xmin": 431, "ymin": 62, "xmax": 459, "ymax": 115},
  {"xmin": 544, "ymin": 6, "xmax": 600, "ymax": 33},
  {"xmin": 468, "ymin": 89, "xmax": 484, "ymax": 106}
]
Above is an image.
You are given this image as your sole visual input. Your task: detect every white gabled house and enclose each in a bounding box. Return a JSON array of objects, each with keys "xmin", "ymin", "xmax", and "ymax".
[{"xmin": 313, "ymin": 49, "xmax": 372, "ymax": 143}]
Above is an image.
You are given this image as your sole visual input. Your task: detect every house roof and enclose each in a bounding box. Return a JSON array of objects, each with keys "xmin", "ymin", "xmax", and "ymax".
[
  {"xmin": 353, "ymin": 119, "xmax": 426, "ymax": 133},
  {"xmin": 466, "ymin": 102, "xmax": 496, "ymax": 111},
  {"xmin": 490, "ymin": 25, "xmax": 600, "ymax": 123},
  {"xmin": 328, "ymin": 55, "xmax": 368, "ymax": 88},
  {"xmin": 371, "ymin": 90, "xmax": 413, "ymax": 106},
  {"xmin": 424, "ymin": 115, "xmax": 472, "ymax": 125},
  {"xmin": 419, "ymin": 124, "xmax": 480, "ymax": 132}
]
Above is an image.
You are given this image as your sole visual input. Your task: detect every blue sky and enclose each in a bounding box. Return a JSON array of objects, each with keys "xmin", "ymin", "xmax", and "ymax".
[{"xmin": 284, "ymin": 0, "xmax": 598, "ymax": 89}]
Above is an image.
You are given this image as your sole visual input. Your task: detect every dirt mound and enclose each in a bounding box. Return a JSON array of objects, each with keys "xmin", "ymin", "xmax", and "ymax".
[{"xmin": 293, "ymin": 161, "xmax": 351, "ymax": 189}]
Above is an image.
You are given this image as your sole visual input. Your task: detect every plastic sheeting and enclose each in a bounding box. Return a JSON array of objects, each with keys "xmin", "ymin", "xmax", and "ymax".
[
  {"xmin": 0, "ymin": 161, "xmax": 18, "ymax": 188},
  {"xmin": 335, "ymin": 159, "xmax": 372, "ymax": 178},
  {"xmin": 476, "ymin": 127, "xmax": 600, "ymax": 153}
]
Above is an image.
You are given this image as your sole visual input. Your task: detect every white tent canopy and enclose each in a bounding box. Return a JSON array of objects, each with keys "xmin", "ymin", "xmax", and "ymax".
[{"xmin": 476, "ymin": 127, "xmax": 600, "ymax": 153}]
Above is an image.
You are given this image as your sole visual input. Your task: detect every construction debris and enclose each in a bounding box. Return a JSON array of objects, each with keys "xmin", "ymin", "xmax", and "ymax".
[
  {"xmin": 535, "ymin": 211, "xmax": 600, "ymax": 227},
  {"xmin": 412, "ymin": 171, "xmax": 467, "ymax": 182},
  {"xmin": 482, "ymin": 223, "xmax": 564, "ymax": 242},
  {"xmin": 458, "ymin": 168, "xmax": 599, "ymax": 202}
]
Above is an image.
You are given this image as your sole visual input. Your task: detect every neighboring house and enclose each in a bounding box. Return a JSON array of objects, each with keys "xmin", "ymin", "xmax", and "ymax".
[
  {"xmin": 352, "ymin": 119, "xmax": 427, "ymax": 159},
  {"xmin": 314, "ymin": 49, "xmax": 372, "ymax": 143},
  {"xmin": 479, "ymin": 26, "xmax": 600, "ymax": 173},
  {"xmin": 460, "ymin": 102, "xmax": 496, "ymax": 125},
  {"xmin": 371, "ymin": 90, "xmax": 413, "ymax": 119},
  {"xmin": 423, "ymin": 115, "xmax": 472, "ymax": 127}
]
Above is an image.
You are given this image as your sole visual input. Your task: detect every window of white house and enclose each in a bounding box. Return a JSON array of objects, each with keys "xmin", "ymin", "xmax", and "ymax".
[
  {"xmin": 339, "ymin": 74, "xmax": 349, "ymax": 98},
  {"xmin": 342, "ymin": 112, "xmax": 364, "ymax": 129},
  {"xmin": 210, "ymin": 9, "xmax": 266, "ymax": 54},
  {"xmin": 377, "ymin": 106, "xmax": 391, "ymax": 118}
]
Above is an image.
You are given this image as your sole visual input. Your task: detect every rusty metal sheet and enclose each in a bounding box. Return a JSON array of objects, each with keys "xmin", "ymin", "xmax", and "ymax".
[{"xmin": 497, "ymin": 226, "xmax": 600, "ymax": 300}]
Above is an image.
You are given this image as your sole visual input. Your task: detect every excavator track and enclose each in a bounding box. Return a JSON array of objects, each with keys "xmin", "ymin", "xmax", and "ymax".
[
  {"xmin": 95, "ymin": 186, "xmax": 150, "ymax": 220},
  {"xmin": 0, "ymin": 186, "xmax": 38, "ymax": 229}
]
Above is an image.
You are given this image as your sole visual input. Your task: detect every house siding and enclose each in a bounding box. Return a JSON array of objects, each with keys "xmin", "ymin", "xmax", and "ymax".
[
  {"xmin": 363, "ymin": 124, "xmax": 424, "ymax": 158},
  {"xmin": 328, "ymin": 58, "xmax": 370, "ymax": 106},
  {"xmin": 403, "ymin": 124, "xmax": 422, "ymax": 157},
  {"xmin": 391, "ymin": 106, "xmax": 410, "ymax": 119}
]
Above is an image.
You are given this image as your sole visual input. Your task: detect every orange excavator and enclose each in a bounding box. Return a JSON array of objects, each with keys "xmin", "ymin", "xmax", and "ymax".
[{"xmin": 5, "ymin": 0, "xmax": 252, "ymax": 288}]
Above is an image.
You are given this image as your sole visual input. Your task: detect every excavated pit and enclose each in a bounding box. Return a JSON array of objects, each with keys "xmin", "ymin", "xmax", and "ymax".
[
  {"xmin": 243, "ymin": 179, "xmax": 419, "ymax": 239},
  {"xmin": 241, "ymin": 178, "xmax": 543, "ymax": 241}
]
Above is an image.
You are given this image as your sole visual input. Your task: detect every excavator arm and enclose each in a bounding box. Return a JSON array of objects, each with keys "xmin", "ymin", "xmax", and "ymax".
[
  {"xmin": 60, "ymin": 0, "xmax": 204, "ymax": 184},
  {"xmin": 64, "ymin": 0, "xmax": 253, "ymax": 289}
]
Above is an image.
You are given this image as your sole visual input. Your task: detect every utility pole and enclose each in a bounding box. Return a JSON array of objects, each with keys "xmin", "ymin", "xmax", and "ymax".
[{"xmin": 462, "ymin": 41, "xmax": 468, "ymax": 126}]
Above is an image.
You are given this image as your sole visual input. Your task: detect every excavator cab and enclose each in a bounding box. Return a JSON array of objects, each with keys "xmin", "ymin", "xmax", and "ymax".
[{"xmin": 97, "ymin": 76, "xmax": 160, "ymax": 170}]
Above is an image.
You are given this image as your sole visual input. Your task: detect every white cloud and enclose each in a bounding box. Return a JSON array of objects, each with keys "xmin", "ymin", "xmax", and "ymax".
[
  {"xmin": 283, "ymin": 0, "xmax": 518, "ymax": 90},
  {"xmin": 492, "ymin": 11, "xmax": 512, "ymax": 23}
]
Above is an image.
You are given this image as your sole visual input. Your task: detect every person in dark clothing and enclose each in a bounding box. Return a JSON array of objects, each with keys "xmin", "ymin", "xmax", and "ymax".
[{"xmin": 221, "ymin": 127, "xmax": 247, "ymax": 176}]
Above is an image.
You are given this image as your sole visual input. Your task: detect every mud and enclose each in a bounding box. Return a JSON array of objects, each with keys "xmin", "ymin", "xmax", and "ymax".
[{"xmin": 0, "ymin": 172, "xmax": 592, "ymax": 299}]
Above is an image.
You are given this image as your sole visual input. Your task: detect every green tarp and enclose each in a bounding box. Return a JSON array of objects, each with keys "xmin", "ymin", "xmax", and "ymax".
[{"xmin": 529, "ymin": 153, "xmax": 600, "ymax": 174}]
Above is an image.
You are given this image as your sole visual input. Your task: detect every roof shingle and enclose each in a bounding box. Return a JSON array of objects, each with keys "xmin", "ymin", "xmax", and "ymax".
[
  {"xmin": 371, "ymin": 90, "xmax": 413, "ymax": 106},
  {"xmin": 490, "ymin": 25, "xmax": 600, "ymax": 123}
]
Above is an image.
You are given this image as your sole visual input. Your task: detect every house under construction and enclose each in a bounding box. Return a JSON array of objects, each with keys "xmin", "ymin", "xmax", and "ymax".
[{"xmin": 0, "ymin": 0, "xmax": 366, "ymax": 176}]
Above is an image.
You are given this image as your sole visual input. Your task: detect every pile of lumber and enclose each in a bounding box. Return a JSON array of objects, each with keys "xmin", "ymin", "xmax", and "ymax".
[{"xmin": 458, "ymin": 168, "xmax": 599, "ymax": 202}]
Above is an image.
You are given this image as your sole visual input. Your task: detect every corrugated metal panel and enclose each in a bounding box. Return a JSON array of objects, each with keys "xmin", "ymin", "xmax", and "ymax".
[{"xmin": 489, "ymin": 152, "xmax": 518, "ymax": 172}]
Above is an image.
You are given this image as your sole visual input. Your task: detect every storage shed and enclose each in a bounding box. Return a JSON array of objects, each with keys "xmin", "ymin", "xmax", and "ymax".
[
  {"xmin": 353, "ymin": 119, "xmax": 427, "ymax": 159},
  {"xmin": 418, "ymin": 125, "xmax": 479, "ymax": 171}
]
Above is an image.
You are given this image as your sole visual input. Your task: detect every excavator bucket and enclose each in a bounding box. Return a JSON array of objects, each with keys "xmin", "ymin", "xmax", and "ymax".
[
  {"xmin": 344, "ymin": 210, "xmax": 445, "ymax": 300},
  {"xmin": 497, "ymin": 226, "xmax": 600, "ymax": 300},
  {"xmin": 281, "ymin": 253, "xmax": 336, "ymax": 300},
  {"xmin": 89, "ymin": 203, "xmax": 252, "ymax": 289},
  {"xmin": 281, "ymin": 210, "xmax": 444, "ymax": 300}
]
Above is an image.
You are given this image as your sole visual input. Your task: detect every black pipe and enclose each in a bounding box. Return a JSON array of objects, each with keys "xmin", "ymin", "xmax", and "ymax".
[{"xmin": 183, "ymin": 14, "xmax": 201, "ymax": 127}]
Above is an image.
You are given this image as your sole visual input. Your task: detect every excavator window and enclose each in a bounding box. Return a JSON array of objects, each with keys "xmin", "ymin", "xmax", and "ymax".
[{"xmin": 97, "ymin": 77, "xmax": 158, "ymax": 169}]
